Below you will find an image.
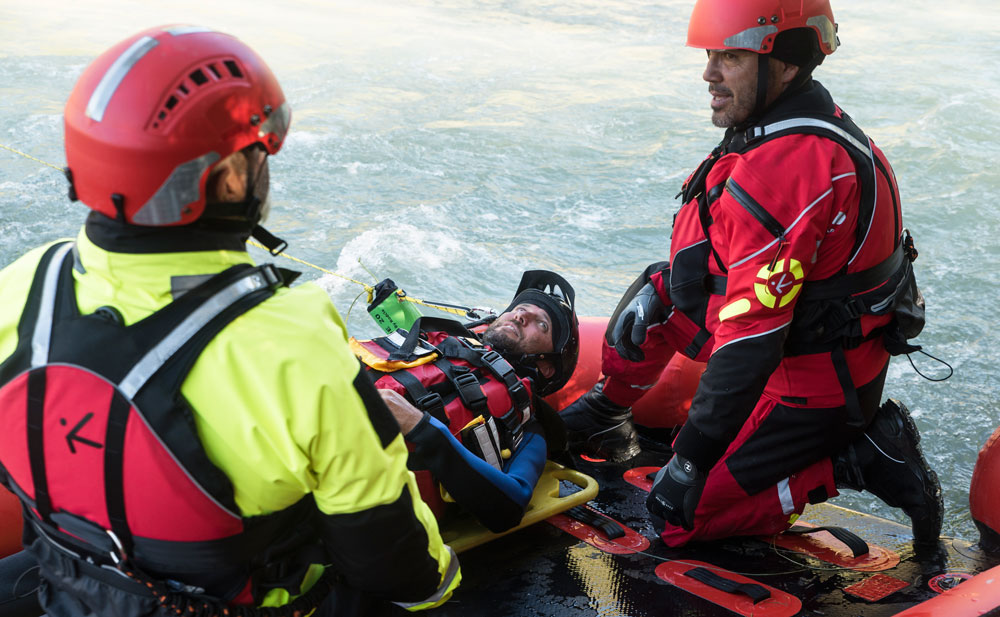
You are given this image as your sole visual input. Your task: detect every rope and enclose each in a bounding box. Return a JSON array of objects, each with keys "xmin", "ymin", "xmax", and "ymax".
[
  {"xmin": 1, "ymin": 141, "xmax": 477, "ymax": 319},
  {"xmin": 0, "ymin": 142, "xmax": 65, "ymax": 172},
  {"xmin": 244, "ymin": 240, "xmax": 471, "ymax": 316},
  {"xmin": 246, "ymin": 240, "xmax": 375, "ymax": 299}
]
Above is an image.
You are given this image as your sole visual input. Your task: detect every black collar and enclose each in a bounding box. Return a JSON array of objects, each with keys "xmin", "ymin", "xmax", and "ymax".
[{"xmin": 84, "ymin": 212, "xmax": 250, "ymax": 254}]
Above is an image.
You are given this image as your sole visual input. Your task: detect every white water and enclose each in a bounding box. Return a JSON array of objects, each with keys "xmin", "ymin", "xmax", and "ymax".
[{"xmin": 2, "ymin": 0, "xmax": 998, "ymax": 543}]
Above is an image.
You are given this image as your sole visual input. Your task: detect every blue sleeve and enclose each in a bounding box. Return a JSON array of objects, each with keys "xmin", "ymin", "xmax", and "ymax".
[{"xmin": 406, "ymin": 415, "xmax": 547, "ymax": 533}]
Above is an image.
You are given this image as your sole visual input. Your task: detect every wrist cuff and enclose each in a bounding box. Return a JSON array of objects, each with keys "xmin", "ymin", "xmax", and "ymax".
[
  {"xmin": 403, "ymin": 411, "xmax": 434, "ymax": 441},
  {"xmin": 672, "ymin": 422, "xmax": 729, "ymax": 472}
]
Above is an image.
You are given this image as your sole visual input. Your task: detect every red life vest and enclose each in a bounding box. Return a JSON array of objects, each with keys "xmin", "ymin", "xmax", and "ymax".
[
  {"xmin": 672, "ymin": 85, "xmax": 921, "ymax": 362},
  {"xmin": 0, "ymin": 242, "xmax": 322, "ymax": 609},
  {"xmin": 669, "ymin": 83, "xmax": 923, "ymax": 428},
  {"xmin": 355, "ymin": 317, "xmax": 534, "ymax": 471}
]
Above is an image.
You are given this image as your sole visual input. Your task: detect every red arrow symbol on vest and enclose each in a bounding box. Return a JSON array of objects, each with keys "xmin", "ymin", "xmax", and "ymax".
[{"xmin": 65, "ymin": 412, "xmax": 103, "ymax": 454}]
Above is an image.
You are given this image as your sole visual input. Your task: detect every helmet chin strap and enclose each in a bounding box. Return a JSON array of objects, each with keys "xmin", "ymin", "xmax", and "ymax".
[
  {"xmin": 752, "ymin": 52, "xmax": 770, "ymax": 122},
  {"xmin": 251, "ymin": 224, "xmax": 287, "ymax": 255},
  {"xmin": 203, "ymin": 144, "xmax": 287, "ymax": 253}
]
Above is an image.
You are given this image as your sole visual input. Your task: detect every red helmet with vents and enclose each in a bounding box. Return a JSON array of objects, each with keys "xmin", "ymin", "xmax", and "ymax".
[
  {"xmin": 63, "ymin": 25, "xmax": 291, "ymax": 226},
  {"xmin": 686, "ymin": 0, "xmax": 838, "ymax": 56}
]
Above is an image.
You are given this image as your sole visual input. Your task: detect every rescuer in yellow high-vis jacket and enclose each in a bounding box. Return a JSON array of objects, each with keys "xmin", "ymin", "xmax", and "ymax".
[{"xmin": 0, "ymin": 25, "xmax": 459, "ymax": 617}]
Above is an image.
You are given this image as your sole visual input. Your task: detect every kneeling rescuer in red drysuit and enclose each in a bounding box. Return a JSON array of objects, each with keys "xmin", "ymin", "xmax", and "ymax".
[{"xmin": 559, "ymin": 0, "xmax": 943, "ymax": 550}]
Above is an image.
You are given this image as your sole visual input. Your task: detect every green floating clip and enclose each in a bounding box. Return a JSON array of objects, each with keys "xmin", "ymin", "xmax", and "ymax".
[{"xmin": 368, "ymin": 278, "xmax": 423, "ymax": 334}]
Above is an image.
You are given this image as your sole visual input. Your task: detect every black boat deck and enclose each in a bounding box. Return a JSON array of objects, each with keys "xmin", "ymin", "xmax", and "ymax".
[{"xmin": 432, "ymin": 435, "xmax": 998, "ymax": 617}]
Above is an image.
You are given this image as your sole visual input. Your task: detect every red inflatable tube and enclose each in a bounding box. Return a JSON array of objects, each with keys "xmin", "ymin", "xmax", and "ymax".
[
  {"xmin": 893, "ymin": 563, "xmax": 1000, "ymax": 617},
  {"xmin": 0, "ymin": 487, "xmax": 22, "ymax": 559},
  {"xmin": 545, "ymin": 316, "xmax": 704, "ymax": 428},
  {"xmin": 970, "ymin": 425, "xmax": 1000, "ymax": 553}
]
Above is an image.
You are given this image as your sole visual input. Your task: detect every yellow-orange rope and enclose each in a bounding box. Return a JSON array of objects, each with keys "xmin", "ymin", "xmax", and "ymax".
[
  {"xmin": 0, "ymin": 143, "xmax": 65, "ymax": 172},
  {"xmin": 246, "ymin": 240, "xmax": 470, "ymax": 316},
  {"xmin": 0, "ymin": 141, "xmax": 471, "ymax": 317}
]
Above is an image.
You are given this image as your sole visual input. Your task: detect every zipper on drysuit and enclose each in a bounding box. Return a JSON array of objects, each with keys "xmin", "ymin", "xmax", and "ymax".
[{"xmin": 724, "ymin": 178, "xmax": 789, "ymax": 271}]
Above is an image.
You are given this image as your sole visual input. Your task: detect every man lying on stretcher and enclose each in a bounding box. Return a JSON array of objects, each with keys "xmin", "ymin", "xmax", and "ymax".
[{"xmin": 351, "ymin": 271, "xmax": 579, "ymax": 532}]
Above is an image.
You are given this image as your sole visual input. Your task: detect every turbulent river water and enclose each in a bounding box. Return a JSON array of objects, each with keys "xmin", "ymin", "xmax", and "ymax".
[{"xmin": 1, "ymin": 0, "xmax": 998, "ymax": 543}]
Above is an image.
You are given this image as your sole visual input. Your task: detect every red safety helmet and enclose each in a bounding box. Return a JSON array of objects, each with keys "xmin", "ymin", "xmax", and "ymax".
[
  {"xmin": 686, "ymin": 0, "xmax": 838, "ymax": 56},
  {"xmin": 64, "ymin": 26, "xmax": 291, "ymax": 226}
]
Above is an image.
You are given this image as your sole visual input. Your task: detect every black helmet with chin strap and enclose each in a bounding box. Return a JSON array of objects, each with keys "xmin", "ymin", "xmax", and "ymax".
[{"xmin": 499, "ymin": 270, "xmax": 580, "ymax": 397}]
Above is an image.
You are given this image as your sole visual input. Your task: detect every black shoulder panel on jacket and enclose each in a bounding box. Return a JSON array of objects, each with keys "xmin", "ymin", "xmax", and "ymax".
[{"xmin": 353, "ymin": 361, "xmax": 402, "ymax": 449}]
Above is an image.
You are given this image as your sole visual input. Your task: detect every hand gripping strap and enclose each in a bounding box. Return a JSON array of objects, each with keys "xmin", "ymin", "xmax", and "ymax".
[{"xmin": 389, "ymin": 368, "xmax": 450, "ymax": 427}]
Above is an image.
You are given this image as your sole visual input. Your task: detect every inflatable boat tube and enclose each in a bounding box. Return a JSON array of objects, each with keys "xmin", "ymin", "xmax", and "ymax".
[
  {"xmin": 971, "ymin": 424, "xmax": 1000, "ymax": 554},
  {"xmin": 544, "ymin": 316, "xmax": 704, "ymax": 427}
]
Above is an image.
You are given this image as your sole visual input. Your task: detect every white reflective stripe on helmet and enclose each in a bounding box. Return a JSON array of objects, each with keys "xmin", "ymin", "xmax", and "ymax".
[
  {"xmin": 86, "ymin": 36, "xmax": 159, "ymax": 122},
  {"xmin": 163, "ymin": 26, "xmax": 215, "ymax": 36}
]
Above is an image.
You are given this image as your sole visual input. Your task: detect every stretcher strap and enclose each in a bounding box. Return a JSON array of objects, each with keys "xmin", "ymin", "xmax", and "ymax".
[
  {"xmin": 787, "ymin": 524, "xmax": 870, "ymax": 558},
  {"xmin": 683, "ymin": 567, "xmax": 771, "ymax": 604},
  {"xmin": 564, "ymin": 506, "xmax": 625, "ymax": 540}
]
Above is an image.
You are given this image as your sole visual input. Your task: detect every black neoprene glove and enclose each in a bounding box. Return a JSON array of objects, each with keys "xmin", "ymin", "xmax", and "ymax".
[
  {"xmin": 609, "ymin": 282, "xmax": 667, "ymax": 362},
  {"xmin": 646, "ymin": 454, "xmax": 706, "ymax": 531}
]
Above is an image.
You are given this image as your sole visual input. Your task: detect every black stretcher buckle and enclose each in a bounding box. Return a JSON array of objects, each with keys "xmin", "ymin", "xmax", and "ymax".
[
  {"xmin": 452, "ymin": 372, "xmax": 488, "ymax": 412},
  {"xmin": 415, "ymin": 392, "xmax": 448, "ymax": 426},
  {"xmin": 480, "ymin": 349, "xmax": 518, "ymax": 383}
]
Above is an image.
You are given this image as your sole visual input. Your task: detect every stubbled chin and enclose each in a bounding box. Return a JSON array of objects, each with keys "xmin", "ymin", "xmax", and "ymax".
[
  {"xmin": 483, "ymin": 328, "xmax": 518, "ymax": 354},
  {"xmin": 711, "ymin": 110, "xmax": 733, "ymax": 128}
]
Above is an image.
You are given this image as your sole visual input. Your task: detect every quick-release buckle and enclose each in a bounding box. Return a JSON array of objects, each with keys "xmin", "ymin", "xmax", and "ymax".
[
  {"xmin": 480, "ymin": 349, "xmax": 517, "ymax": 384},
  {"xmin": 744, "ymin": 126, "xmax": 765, "ymax": 146},
  {"xmin": 258, "ymin": 263, "xmax": 283, "ymax": 289},
  {"xmin": 453, "ymin": 372, "xmax": 488, "ymax": 413},
  {"xmin": 415, "ymin": 392, "xmax": 448, "ymax": 425},
  {"xmin": 843, "ymin": 297, "xmax": 864, "ymax": 320},
  {"xmin": 506, "ymin": 380, "xmax": 530, "ymax": 416}
]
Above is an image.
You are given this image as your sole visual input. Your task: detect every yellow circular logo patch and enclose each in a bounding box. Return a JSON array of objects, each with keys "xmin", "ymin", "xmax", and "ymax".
[{"xmin": 754, "ymin": 259, "xmax": 804, "ymax": 308}]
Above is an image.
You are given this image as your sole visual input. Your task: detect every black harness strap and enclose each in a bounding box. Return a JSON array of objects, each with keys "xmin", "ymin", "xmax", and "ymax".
[
  {"xmin": 684, "ymin": 329, "xmax": 712, "ymax": 360},
  {"xmin": 683, "ymin": 566, "xmax": 772, "ymax": 604},
  {"xmin": 697, "ymin": 183, "xmax": 729, "ymax": 275},
  {"xmin": 436, "ymin": 361, "xmax": 489, "ymax": 416},
  {"xmin": 564, "ymin": 506, "xmax": 625, "ymax": 540},
  {"xmin": 104, "ymin": 390, "xmax": 132, "ymax": 557},
  {"xmin": 831, "ymin": 346, "xmax": 865, "ymax": 431},
  {"xmin": 26, "ymin": 368, "xmax": 52, "ymax": 523},
  {"xmin": 800, "ymin": 244, "xmax": 904, "ymax": 303},
  {"xmin": 389, "ymin": 368, "xmax": 449, "ymax": 426},
  {"xmin": 436, "ymin": 339, "xmax": 530, "ymax": 417}
]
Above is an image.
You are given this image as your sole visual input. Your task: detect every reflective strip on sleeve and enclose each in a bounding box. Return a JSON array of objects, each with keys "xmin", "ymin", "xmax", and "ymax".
[
  {"xmin": 777, "ymin": 478, "xmax": 795, "ymax": 515},
  {"xmin": 393, "ymin": 545, "xmax": 461, "ymax": 611}
]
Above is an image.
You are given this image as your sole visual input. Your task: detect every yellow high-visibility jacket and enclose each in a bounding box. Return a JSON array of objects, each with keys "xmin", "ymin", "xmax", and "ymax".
[{"xmin": 0, "ymin": 224, "xmax": 460, "ymax": 612}]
